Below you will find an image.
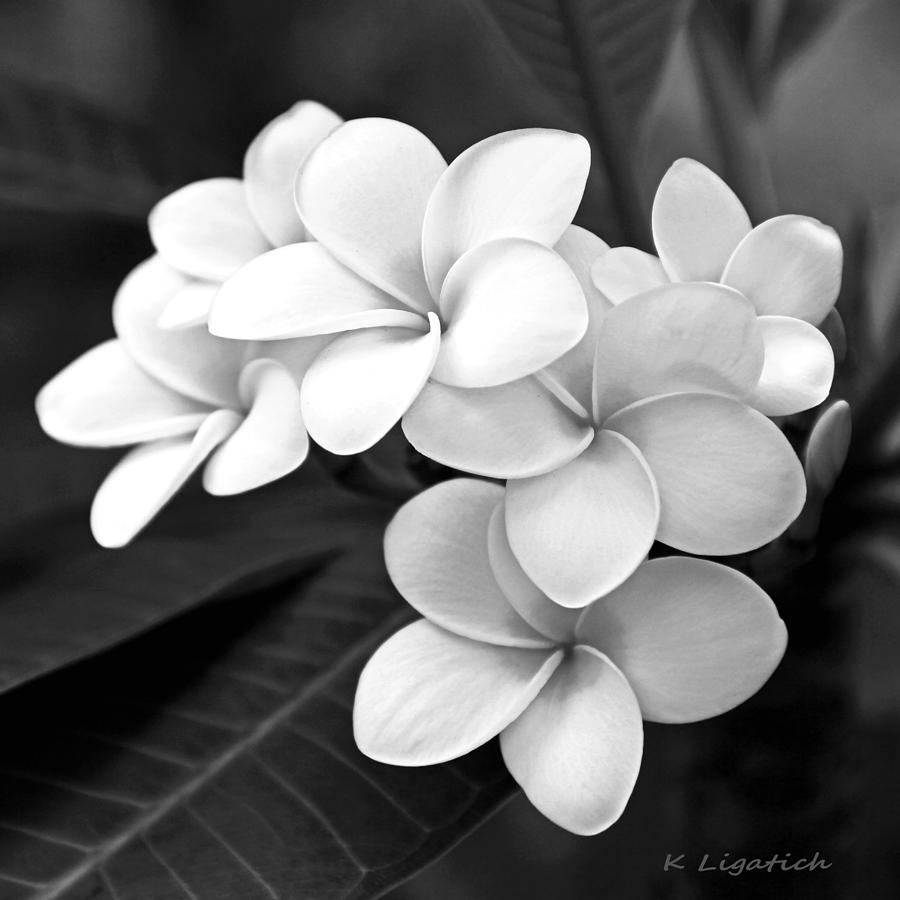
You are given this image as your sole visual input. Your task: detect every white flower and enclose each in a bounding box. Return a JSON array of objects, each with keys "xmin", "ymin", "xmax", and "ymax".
[
  {"xmin": 354, "ymin": 479, "xmax": 787, "ymax": 835},
  {"xmin": 149, "ymin": 101, "xmax": 342, "ymax": 328},
  {"xmin": 37, "ymin": 256, "xmax": 322, "ymax": 547},
  {"xmin": 405, "ymin": 277, "xmax": 807, "ymax": 606},
  {"xmin": 209, "ymin": 119, "xmax": 592, "ymax": 455},
  {"xmin": 592, "ymin": 159, "xmax": 842, "ymax": 416}
]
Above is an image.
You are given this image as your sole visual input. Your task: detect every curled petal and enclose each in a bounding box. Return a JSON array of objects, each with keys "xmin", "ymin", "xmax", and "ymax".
[
  {"xmin": 403, "ymin": 377, "xmax": 593, "ymax": 479},
  {"xmin": 385, "ymin": 480, "xmax": 551, "ymax": 648},
  {"xmin": 148, "ymin": 178, "xmax": 271, "ymax": 281},
  {"xmin": 500, "ymin": 647, "xmax": 643, "ymax": 836},
  {"xmin": 545, "ymin": 225, "xmax": 613, "ymax": 411},
  {"xmin": 747, "ymin": 316, "xmax": 834, "ymax": 417},
  {"xmin": 354, "ymin": 619, "xmax": 562, "ymax": 766},
  {"xmin": 296, "ymin": 118, "xmax": 446, "ymax": 313},
  {"xmin": 300, "ymin": 314, "xmax": 440, "ymax": 454},
  {"xmin": 37, "ymin": 340, "xmax": 211, "ymax": 447},
  {"xmin": 592, "ymin": 282, "xmax": 764, "ymax": 422},
  {"xmin": 422, "ymin": 129, "xmax": 590, "ymax": 295},
  {"xmin": 591, "ymin": 247, "xmax": 668, "ymax": 305},
  {"xmin": 244, "ymin": 334, "xmax": 333, "ymax": 385},
  {"xmin": 805, "ymin": 399, "xmax": 852, "ymax": 497},
  {"xmin": 90, "ymin": 410, "xmax": 242, "ymax": 548},
  {"xmin": 203, "ymin": 360, "xmax": 308, "ymax": 496},
  {"xmin": 606, "ymin": 393, "xmax": 806, "ymax": 555},
  {"xmin": 244, "ymin": 100, "xmax": 343, "ymax": 246},
  {"xmin": 505, "ymin": 430, "xmax": 660, "ymax": 607},
  {"xmin": 157, "ymin": 281, "xmax": 219, "ymax": 330},
  {"xmin": 433, "ymin": 238, "xmax": 588, "ymax": 388},
  {"xmin": 487, "ymin": 503, "xmax": 579, "ymax": 644},
  {"xmin": 721, "ymin": 214, "xmax": 843, "ymax": 324},
  {"xmin": 113, "ymin": 256, "xmax": 246, "ymax": 408},
  {"xmin": 577, "ymin": 557, "xmax": 787, "ymax": 723},
  {"xmin": 651, "ymin": 159, "xmax": 751, "ymax": 282},
  {"xmin": 209, "ymin": 243, "xmax": 423, "ymax": 340}
]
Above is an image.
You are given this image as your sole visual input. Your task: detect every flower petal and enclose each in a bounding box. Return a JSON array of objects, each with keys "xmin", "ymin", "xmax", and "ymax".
[
  {"xmin": 592, "ymin": 282, "xmax": 764, "ymax": 422},
  {"xmin": 148, "ymin": 178, "xmax": 271, "ymax": 281},
  {"xmin": 244, "ymin": 334, "xmax": 333, "ymax": 384},
  {"xmin": 243, "ymin": 100, "xmax": 343, "ymax": 246},
  {"xmin": 209, "ymin": 243, "xmax": 424, "ymax": 340},
  {"xmin": 590, "ymin": 247, "xmax": 668, "ymax": 305},
  {"xmin": 432, "ymin": 238, "xmax": 588, "ymax": 388},
  {"xmin": 651, "ymin": 159, "xmax": 751, "ymax": 282},
  {"xmin": 487, "ymin": 502, "xmax": 579, "ymax": 643},
  {"xmin": 422, "ymin": 128, "xmax": 590, "ymax": 295},
  {"xmin": 505, "ymin": 430, "xmax": 660, "ymax": 607},
  {"xmin": 203, "ymin": 360, "xmax": 308, "ymax": 496},
  {"xmin": 721, "ymin": 214, "xmax": 843, "ymax": 324},
  {"xmin": 90, "ymin": 410, "xmax": 242, "ymax": 548},
  {"xmin": 403, "ymin": 376, "xmax": 593, "ymax": 479},
  {"xmin": 354, "ymin": 619, "xmax": 562, "ymax": 766},
  {"xmin": 296, "ymin": 118, "xmax": 446, "ymax": 313},
  {"xmin": 36, "ymin": 340, "xmax": 213, "ymax": 447},
  {"xmin": 157, "ymin": 281, "xmax": 219, "ymax": 330},
  {"xmin": 385, "ymin": 479, "xmax": 552, "ymax": 648},
  {"xmin": 576, "ymin": 557, "xmax": 787, "ymax": 723},
  {"xmin": 545, "ymin": 225, "xmax": 613, "ymax": 411},
  {"xmin": 300, "ymin": 313, "xmax": 440, "ymax": 454},
  {"xmin": 500, "ymin": 646, "xmax": 643, "ymax": 835},
  {"xmin": 113, "ymin": 256, "xmax": 246, "ymax": 408},
  {"xmin": 746, "ymin": 316, "xmax": 834, "ymax": 416},
  {"xmin": 606, "ymin": 393, "xmax": 806, "ymax": 554}
]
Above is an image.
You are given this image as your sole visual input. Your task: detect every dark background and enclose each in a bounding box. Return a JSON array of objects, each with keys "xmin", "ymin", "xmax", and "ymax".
[{"xmin": 2, "ymin": 1, "xmax": 900, "ymax": 897}]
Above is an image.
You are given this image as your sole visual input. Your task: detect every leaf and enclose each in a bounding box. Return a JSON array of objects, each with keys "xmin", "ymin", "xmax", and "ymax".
[
  {"xmin": 0, "ymin": 543, "xmax": 513, "ymax": 900},
  {"xmin": 0, "ymin": 460, "xmax": 389, "ymax": 698},
  {"xmin": 470, "ymin": 0, "xmax": 693, "ymax": 244},
  {"xmin": 0, "ymin": 74, "xmax": 229, "ymax": 220}
]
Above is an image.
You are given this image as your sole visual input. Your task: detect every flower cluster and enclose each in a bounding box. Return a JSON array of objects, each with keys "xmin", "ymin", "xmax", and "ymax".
[{"xmin": 36, "ymin": 101, "xmax": 845, "ymax": 833}]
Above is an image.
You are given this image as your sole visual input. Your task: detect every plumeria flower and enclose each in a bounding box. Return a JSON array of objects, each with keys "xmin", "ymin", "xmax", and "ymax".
[
  {"xmin": 354, "ymin": 479, "xmax": 787, "ymax": 835},
  {"xmin": 149, "ymin": 100, "xmax": 342, "ymax": 329},
  {"xmin": 209, "ymin": 119, "xmax": 592, "ymax": 454},
  {"xmin": 404, "ymin": 276, "xmax": 807, "ymax": 606},
  {"xmin": 36, "ymin": 256, "xmax": 321, "ymax": 547},
  {"xmin": 591, "ymin": 159, "xmax": 842, "ymax": 416}
]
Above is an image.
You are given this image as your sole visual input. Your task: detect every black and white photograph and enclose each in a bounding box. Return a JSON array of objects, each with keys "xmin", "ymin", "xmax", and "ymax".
[{"xmin": 0, "ymin": 1, "xmax": 897, "ymax": 898}]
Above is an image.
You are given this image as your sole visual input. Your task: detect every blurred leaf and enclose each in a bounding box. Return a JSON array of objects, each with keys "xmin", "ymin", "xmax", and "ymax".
[
  {"xmin": 0, "ymin": 461, "xmax": 388, "ymax": 697},
  {"xmin": 470, "ymin": 0, "xmax": 693, "ymax": 245},
  {"xmin": 0, "ymin": 544, "xmax": 512, "ymax": 900},
  {"xmin": 0, "ymin": 74, "xmax": 229, "ymax": 219}
]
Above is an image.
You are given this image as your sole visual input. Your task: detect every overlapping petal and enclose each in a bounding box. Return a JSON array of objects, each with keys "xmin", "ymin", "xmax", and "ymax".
[
  {"xmin": 402, "ymin": 377, "xmax": 593, "ymax": 479},
  {"xmin": 422, "ymin": 129, "xmax": 591, "ymax": 295},
  {"xmin": 203, "ymin": 360, "xmax": 308, "ymax": 496},
  {"xmin": 651, "ymin": 159, "xmax": 751, "ymax": 282},
  {"xmin": 432, "ymin": 238, "xmax": 588, "ymax": 388},
  {"xmin": 90, "ymin": 409, "xmax": 242, "ymax": 548},
  {"xmin": 209, "ymin": 243, "xmax": 423, "ymax": 340},
  {"xmin": 296, "ymin": 118, "xmax": 446, "ymax": 313},
  {"xmin": 113, "ymin": 256, "xmax": 246, "ymax": 408},
  {"xmin": 747, "ymin": 316, "xmax": 835, "ymax": 416},
  {"xmin": 148, "ymin": 178, "xmax": 271, "ymax": 281},
  {"xmin": 721, "ymin": 214, "xmax": 843, "ymax": 324},
  {"xmin": 354, "ymin": 620, "xmax": 562, "ymax": 766},
  {"xmin": 157, "ymin": 281, "xmax": 219, "ymax": 330},
  {"xmin": 606, "ymin": 393, "xmax": 806, "ymax": 554},
  {"xmin": 244, "ymin": 100, "xmax": 343, "ymax": 247},
  {"xmin": 577, "ymin": 557, "xmax": 787, "ymax": 723},
  {"xmin": 36, "ymin": 340, "xmax": 211, "ymax": 447},
  {"xmin": 505, "ymin": 430, "xmax": 660, "ymax": 607},
  {"xmin": 590, "ymin": 247, "xmax": 668, "ymax": 305},
  {"xmin": 500, "ymin": 646, "xmax": 643, "ymax": 835},
  {"xmin": 487, "ymin": 503, "xmax": 580, "ymax": 643},
  {"xmin": 385, "ymin": 480, "xmax": 552, "ymax": 648},
  {"xmin": 300, "ymin": 314, "xmax": 441, "ymax": 454},
  {"xmin": 592, "ymin": 282, "xmax": 765, "ymax": 422},
  {"xmin": 545, "ymin": 225, "xmax": 613, "ymax": 411}
]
